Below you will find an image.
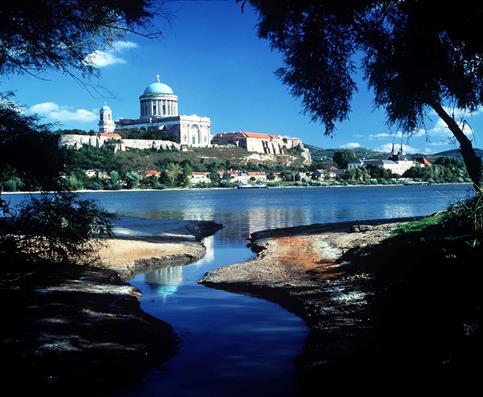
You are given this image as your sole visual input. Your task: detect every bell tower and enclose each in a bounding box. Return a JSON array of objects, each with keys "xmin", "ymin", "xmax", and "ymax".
[{"xmin": 99, "ymin": 104, "xmax": 116, "ymax": 133}]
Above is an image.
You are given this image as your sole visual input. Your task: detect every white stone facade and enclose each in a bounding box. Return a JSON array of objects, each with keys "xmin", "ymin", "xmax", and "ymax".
[
  {"xmin": 347, "ymin": 159, "xmax": 420, "ymax": 175},
  {"xmin": 61, "ymin": 134, "xmax": 180, "ymax": 151},
  {"xmin": 116, "ymin": 115, "xmax": 211, "ymax": 148},
  {"xmin": 100, "ymin": 76, "xmax": 211, "ymax": 147}
]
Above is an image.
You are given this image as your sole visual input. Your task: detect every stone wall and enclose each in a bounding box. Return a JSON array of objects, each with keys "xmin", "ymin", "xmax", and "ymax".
[{"xmin": 60, "ymin": 134, "xmax": 180, "ymax": 151}]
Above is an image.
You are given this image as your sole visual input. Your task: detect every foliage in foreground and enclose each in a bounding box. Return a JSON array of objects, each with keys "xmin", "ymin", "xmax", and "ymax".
[
  {"xmin": 0, "ymin": 193, "xmax": 113, "ymax": 265},
  {"xmin": 391, "ymin": 193, "xmax": 483, "ymax": 246}
]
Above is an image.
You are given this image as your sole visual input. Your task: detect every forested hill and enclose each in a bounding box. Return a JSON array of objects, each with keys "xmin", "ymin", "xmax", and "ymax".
[
  {"xmin": 306, "ymin": 145, "xmax": 388, "ymax": 163},
  {"xmin": 432, "ymin": 148, "xmax": 483, "ymax": 160},
  {"xmin": 307, "ymin": 144, "xmax": 483, "ymax": 166}
]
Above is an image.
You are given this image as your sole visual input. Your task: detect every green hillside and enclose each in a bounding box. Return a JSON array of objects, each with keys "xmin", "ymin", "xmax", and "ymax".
[
  {"xmin": 432, "ymin": 148, "xmax": 483, "ymax": 160},
  {"xmin": 307, "ymin": 144, "xmax": 483, "ymax": 166},
  {"xmin": 306, "ymin": 145, "xmax": 390, "ymax": 166}
]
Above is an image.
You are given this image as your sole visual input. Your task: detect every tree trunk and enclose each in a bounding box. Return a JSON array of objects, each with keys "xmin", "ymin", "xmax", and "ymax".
[{"xmin": 428, "ymin": 100, "xmax": 481, "ymax": 190}]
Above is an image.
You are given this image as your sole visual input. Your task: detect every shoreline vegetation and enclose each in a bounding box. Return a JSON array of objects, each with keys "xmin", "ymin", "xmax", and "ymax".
[
  {"xmin": 1, "ymin": 181, "xmax": 473, "ymax": 195},
  {"xmin": 200, "ymin": 199, "xmax": 482, "ymax": 392},
  {"xmin": 1, "ymin": 219, "xmax": 221, "ymax": 395},
  {"xmin": 1, "ymin": 141, "xmax": 475, "ymax": 194}
]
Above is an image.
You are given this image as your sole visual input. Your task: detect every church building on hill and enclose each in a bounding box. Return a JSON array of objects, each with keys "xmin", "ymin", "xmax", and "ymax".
[{"xmin": 98, "ymin": 75, "xmax": 211, "ymax": 147}]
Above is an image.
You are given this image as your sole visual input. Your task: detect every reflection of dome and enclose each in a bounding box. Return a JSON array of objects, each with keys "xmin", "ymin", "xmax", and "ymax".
[
  {"xmin": 143, "ymin": 82, "xmax": 174, "ymax": 95},
  {"xmin": 144, "ymin": 266, "xmax": 182, "ymax": 300}
]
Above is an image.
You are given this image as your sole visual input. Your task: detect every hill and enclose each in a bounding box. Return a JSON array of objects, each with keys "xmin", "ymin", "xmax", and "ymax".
[
  {"xmin": 306, "ymin": 145, "xmax": 390, "ymax": 165},
  {"xmin": 432, "ymin": 148, "xmax": 483, "ymax": 160},
  {"xmin": 307, "ymin": 144, "xmax": 483, "ymax": 166},
  {"xmin": 66, "ymin": 145, "xmax": 309, "ymax": 174}
]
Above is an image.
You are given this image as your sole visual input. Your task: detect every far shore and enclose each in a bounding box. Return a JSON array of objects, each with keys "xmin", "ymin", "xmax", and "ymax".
[{"xmin": 1, "ymin": 181, "xmax": 472, "ymax": 196}]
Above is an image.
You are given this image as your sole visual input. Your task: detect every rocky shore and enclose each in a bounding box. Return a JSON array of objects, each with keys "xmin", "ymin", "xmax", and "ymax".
[{"xmin": 0, "ymin": 219, "xmax": 221, "ymax": 395}]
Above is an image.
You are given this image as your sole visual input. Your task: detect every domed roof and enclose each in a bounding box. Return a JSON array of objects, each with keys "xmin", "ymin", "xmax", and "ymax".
[
  {"xmin": 101, "ymin": 105, "xmax": 111, "ymax": 111},
  {"xmin": 143, "ymin": 76, "xmax": 174, "ymax": 95}
]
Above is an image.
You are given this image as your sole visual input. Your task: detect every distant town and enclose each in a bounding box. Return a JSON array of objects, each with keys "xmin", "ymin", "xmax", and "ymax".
[{"xmin": 1, "ymin": 77, "xmax": 476, "ymax": 192}]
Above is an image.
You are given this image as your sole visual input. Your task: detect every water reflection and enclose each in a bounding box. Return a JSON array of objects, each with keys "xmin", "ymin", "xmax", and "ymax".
[
  {"xmin": 143, "ymin": 236, "xmax": 215, "ymax": 302},
  {"xmin": 144, "ymin": 266, "xmax": 183, "ymax": 301},
  {"xmin": 76, "ymin": 185, "xmax": 472, "ymax": 246},
  {"xmin": 6, "ymin": 185, "xmax": 473, "ymax": 247}
]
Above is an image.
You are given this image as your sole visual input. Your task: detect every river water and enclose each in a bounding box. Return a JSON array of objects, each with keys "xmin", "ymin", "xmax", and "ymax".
[{"xmin": 5, "ymin": 185, "xmax": 473, "ymax": 396}]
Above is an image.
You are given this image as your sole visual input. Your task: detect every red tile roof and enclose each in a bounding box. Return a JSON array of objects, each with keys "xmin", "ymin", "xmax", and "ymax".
[
  {"xmin": 214, "ymin": 132, "xmax": 280, "ymax": 140},
  {"xmin": 99, "ymin": 133, "xmax": 122, "ymax": 139},
  {"xmin": 413, "ymin": 157, "xmax": 432, "ymax": 167},
  {"xmin": 143, "ymin": 170, "xmax": 160, "ymax": 176}
]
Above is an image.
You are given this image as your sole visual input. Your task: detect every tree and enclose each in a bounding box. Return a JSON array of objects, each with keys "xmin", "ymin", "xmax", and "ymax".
[
  {"xmin": 162, "ymin": 163, "xmax": 182, "ymax": 186},
  {"xmin": 179, "ymin": 164, "xmax": 193, "ymax": 187},
  {"xmin": 366, "ymin": 164, "xmax": 393, "ymax": 179},
  {"xmin": 333, "ymin": 150, "xmax": 356, "ymax": 169},
  {"xmin": 241, "ymin": 0, "xmax": 482, "ymax": 188},
  {"xmin": 124, "ymin": 171, "xmax": 142, "ymax": 189},
  {"xmin": 0, "ymin": 2, "xmax": 160, "ymax": 264},
  {"xmin": 209, "ymin": 171, "xmax": 221, "ymax": 183},
  {"xmin": 0, "ymin": 1, "xmax": 157, "ymax": 79}
]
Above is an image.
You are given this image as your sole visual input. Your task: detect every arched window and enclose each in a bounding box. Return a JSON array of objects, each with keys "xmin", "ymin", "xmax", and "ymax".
[{"xmin": 190, "ymin": 124, "xmax": 199, "ymax": 145}]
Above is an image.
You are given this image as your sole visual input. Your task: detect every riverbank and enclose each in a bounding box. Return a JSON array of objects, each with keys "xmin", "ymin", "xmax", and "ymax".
[
  {"xmin": 97, "ymin": 219, "xmax": 222, "ymax": 279},
  {"xmin": 0, "ymin": 220, "xmax": 221, "ymax": 395},
  {"xmin": 200, "ymin": 216, "xmax": 481, "ymax": 392},
  {"xmin": 1, "ymin": 181, "xmax": 472, "ymax": 195}
]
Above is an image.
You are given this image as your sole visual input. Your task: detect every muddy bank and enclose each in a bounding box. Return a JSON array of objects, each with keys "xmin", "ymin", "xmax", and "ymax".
[{"xmin": 0, "ymin": 220, "xmax": 221, "ymax": 395}]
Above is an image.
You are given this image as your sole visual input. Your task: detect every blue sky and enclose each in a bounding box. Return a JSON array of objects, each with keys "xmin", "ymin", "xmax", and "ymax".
[{"xmin": 3, "ymin": 0, "xmax": 481, "ymax": 154}]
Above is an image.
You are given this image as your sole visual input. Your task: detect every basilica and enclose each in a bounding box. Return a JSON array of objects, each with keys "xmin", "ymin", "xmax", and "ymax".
[{"xmin": 98, "ymin": 76, "xmax": 211, "ymax": 147}]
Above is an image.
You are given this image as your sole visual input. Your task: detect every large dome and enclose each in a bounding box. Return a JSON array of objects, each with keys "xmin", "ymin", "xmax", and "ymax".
[{"xmin": 143, "ymin": 82, "xmax": 174, "ymax": 95}]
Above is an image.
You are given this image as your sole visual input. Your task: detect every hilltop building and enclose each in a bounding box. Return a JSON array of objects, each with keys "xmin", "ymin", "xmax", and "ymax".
[
  {"xmin": 212, "ymin": 132, "xmax": 304, "ymax": 154},
  {"xmin": 101, "ymin": 75, "xmax": 212, "ymax": 147}
]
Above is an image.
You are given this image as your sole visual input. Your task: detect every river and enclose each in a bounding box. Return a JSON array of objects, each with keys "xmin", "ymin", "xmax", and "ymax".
[{"xmin": 6, "ymin": 184, "xmax": 473, "ymax": 396}]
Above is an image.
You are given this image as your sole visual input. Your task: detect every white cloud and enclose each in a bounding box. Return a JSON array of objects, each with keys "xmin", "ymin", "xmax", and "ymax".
[
  {"xmin": 368, "ymin": 130, "xmax": 426, "ymax": 140},
  {"xmin": 376, "ymin": 143, "xmax": 420, "ymax": 154},
  {"xmin": 29, "ymin": 102, "xmax": 59, "ymax": 114},
  {"xmin": 340, "ymin": 142, "xmax": 361, "ymax": 149},
  {"xmin": 84, "ymin": 40, "xmax": 138, "ymax": 68},
  {"xmin": 431, "ymin": 106, "xmax": 483, "ymax": 118},
  {"xmin": 110, "ymin": 40, "xmax": 138, "ymax": 52},
  {"xmin": 84, "ymin": 50, "xmax": 126, "ymax": 68},
  {"xmin": 430, "ymin": 118, "xmax": 473, "ymax": 136},
  {"xmin": 29, "ymin": 102, "xmax": 97, "ymax": 123},
  {"xmin": 426, "ymin": 141, "xmax": 450, "ymax": 146}
]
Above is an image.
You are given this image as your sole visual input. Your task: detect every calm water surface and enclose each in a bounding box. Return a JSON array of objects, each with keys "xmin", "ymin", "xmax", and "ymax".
[{"xmin": 6, "ymin": 185, "xmax": 473, "ymax": 396}]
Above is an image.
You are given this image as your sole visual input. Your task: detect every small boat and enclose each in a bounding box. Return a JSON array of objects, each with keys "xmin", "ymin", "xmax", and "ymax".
[
  {"xmin": 403, "ymin": 181, "xmax": 429, "ymax": 186},
  {"xmin": 237, "ymin": 183, "xmax": 268, "ymax": 189}
]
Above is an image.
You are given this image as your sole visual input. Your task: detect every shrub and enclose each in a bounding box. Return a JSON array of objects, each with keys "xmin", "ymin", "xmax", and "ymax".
[{"xmin": 0, "ymin": 192, "xmax": 114, "ymax": 264}]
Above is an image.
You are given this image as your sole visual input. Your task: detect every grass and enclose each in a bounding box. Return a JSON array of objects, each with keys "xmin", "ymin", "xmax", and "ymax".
[
  {"xmin": 390, "ymin": 193, "xmax": 482, "ymax": 245},
  {"xmin": 391, "ymin": 212, "xmax": 446, "ymax": 236}
]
